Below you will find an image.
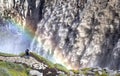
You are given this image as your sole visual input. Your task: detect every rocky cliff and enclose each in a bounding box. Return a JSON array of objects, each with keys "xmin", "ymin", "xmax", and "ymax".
[
  {"xmin": 0, "ymin": 0, "xmax": 120, "ymax": 70},
  {"xmin": 31, "ymin": 0, "xmax": 120, "ymax": 70}
]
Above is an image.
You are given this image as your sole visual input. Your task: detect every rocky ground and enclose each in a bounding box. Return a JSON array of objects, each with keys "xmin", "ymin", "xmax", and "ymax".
[
  {"xmin": 0, "ymin": 52, "xmax": 67, "ymax": 76},
  {"xmin": 0, "ymin": 52, "xmax": 120, "ymax": 76},
  {"xmin": 0, "ymin": 56, "xmax": 47, "ymax": 70}
]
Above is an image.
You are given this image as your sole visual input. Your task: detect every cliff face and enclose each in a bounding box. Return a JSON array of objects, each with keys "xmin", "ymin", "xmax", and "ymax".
[
  {"xmin": 31, "ymin": 0, "xmax": 120, "ymax": 70},
  {"xmin": 0, "ymin": 0, "xmax": 120, "ymax": 70}
]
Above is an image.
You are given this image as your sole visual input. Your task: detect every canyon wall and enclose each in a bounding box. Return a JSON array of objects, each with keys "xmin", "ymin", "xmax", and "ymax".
[
  {"xmin": 31, "ymin": 0, "xmax": 120, "ymax": 70},
  {"xmin": 0, "ymin": 0, "xmax": 120, "ymax": 70}
]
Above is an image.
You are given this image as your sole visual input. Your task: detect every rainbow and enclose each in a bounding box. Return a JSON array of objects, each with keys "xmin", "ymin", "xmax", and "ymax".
[
  {"xmin": 7, "ymin": 18, "xmax": 34, "ymax": 41},
  {"xmin": 7, "ymin": 16, "xmax": 79, "ymax": 70}
]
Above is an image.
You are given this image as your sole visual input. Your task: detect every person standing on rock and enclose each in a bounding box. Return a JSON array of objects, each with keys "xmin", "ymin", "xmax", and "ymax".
[{"xmin": 25, "ymin": 49, "xmax": 30, "ymax": 59}]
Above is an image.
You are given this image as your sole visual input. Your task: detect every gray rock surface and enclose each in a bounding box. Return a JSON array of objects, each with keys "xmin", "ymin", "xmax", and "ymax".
[
  {"xmin": 29, "ymin": 70, "xmax": 43, "ymax": 76},
  {"xmin": 0, "ymin": 56, "xmax": 47, "ymax": 70},
  {"xmin": 0, "ymin": 55, "xmax": 120, "ymax": 76},
  {"xmin": 0, "ymin": 0, "xmax": 120, "ymax": 70},
  {"xmin": 30, "ymin": 0, "xmax": 120, "ymax": 70}
]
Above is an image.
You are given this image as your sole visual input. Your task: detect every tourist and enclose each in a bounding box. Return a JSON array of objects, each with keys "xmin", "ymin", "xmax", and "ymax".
[{"xmin": 25, "ymin": 49, "xmax": 30, "ymax": 59}]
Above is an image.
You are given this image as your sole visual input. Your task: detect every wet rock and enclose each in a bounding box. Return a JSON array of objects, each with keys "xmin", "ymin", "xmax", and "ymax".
[
  {"xmin": 29, "ymin": 70, "xmax": 43, "ymax": 76},
  {"xmin": 69, "ymin": 71, "xmax": 74, "ymax": 76}
]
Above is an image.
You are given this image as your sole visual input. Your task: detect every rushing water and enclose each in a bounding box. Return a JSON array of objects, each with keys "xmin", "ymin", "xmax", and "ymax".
[{"xmin": 0, "ymin": 20, "xmax": 31, "ymax": 54}]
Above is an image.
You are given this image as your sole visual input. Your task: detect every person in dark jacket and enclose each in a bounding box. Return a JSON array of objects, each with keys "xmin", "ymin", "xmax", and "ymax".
[{"xmin": 25, "ymin": 49, "xmax": 30, "ymax": 59}]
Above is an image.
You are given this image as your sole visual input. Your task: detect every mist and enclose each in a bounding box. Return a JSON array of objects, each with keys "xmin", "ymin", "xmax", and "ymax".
[{"xmin": 0, "ymin": 20, "xmax": 31, "ymax": 55}]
